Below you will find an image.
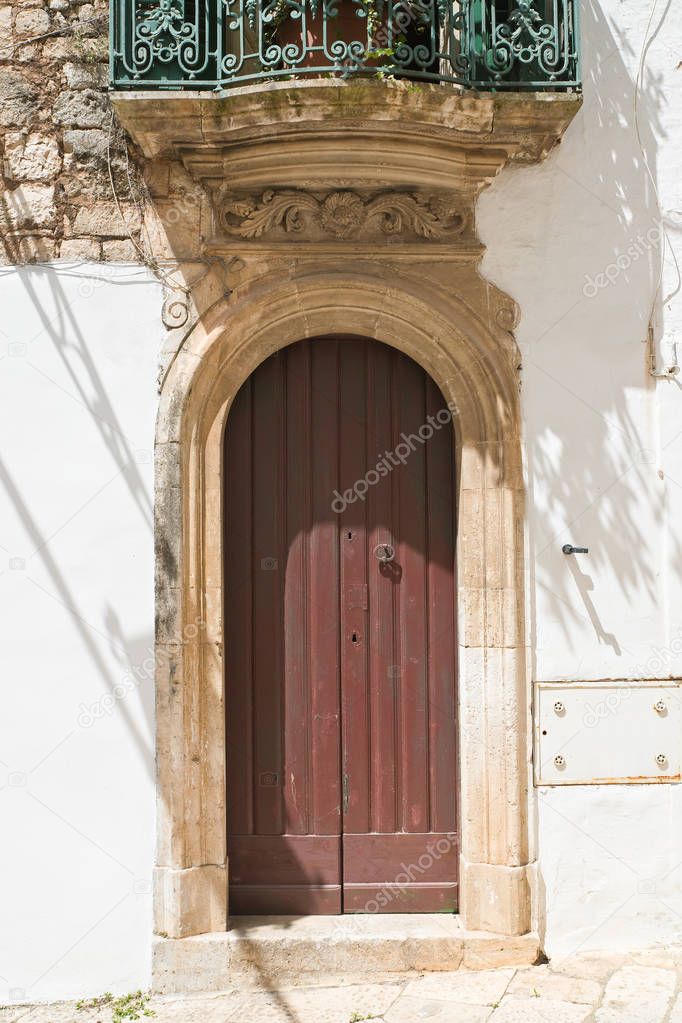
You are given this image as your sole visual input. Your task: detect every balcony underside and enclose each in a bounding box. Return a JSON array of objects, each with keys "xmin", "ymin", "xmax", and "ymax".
[{"xmin": 112, "ymin": 81, "xmax": 581, "ymax": 244}]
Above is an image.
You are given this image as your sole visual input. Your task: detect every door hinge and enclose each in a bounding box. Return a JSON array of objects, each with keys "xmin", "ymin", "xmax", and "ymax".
[{"xmin": 342, "ymin": 772, "xmax": 350, "ymax": 815}]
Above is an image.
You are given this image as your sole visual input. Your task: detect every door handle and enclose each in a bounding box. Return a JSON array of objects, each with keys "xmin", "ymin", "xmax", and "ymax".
[{"xmin": 373, "ymin": 543, "xmax": 395, "ymax": 563}]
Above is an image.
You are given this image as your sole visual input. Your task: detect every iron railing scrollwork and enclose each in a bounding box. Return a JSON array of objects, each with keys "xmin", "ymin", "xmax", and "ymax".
[{"xmin": 110, "ymin": 0, "xmax": 580, "ymax": 91}]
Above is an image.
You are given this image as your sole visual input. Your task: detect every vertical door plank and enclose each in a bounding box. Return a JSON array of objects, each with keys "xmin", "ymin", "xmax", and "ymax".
[
  {"xmin": 251, "ymin": 352, "xmax": 285, "ymax": 835},
  {"xmin": 310, "ymin": 339, "xmax": 342, "ymax": 836},
  {"xmin": 366, "ymin": 342, "xmax": 398, "ymax": 835},
  {"xmin": 225, "ymin": 379, "xmax": 254, "ymax": 836},
  {"xmin": 395, "ymin": 355, "xmax": 429, "ymax": 834},
  {"xmin": 283, "ymin": 341, "xmax": 311, "ymax": 836},
  {"xmin": 339, "ymin": 338, "xmax": 370, "ymax": 839}
]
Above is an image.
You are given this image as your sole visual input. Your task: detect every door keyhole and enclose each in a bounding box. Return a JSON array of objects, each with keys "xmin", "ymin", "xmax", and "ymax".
[{"xmin": 351, "ymin": 631, "xmax": 359, "ymax": 644}]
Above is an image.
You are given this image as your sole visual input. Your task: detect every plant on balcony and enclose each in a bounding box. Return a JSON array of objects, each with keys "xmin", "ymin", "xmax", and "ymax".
[{"xmin": 266, "ymin": 0, "xmax": 433, "ymax": 77}]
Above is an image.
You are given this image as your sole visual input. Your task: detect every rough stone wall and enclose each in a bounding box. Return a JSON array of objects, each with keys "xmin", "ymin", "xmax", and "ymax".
[{"xmin": 0, "ymin": 0, "xmax": 208, "ymax": 264}]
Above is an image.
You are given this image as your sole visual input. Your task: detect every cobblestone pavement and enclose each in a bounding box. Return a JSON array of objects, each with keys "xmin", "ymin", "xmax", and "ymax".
[{"xmin": 5, "ymin": 949, "xmax": 682, "ymax": 1023}]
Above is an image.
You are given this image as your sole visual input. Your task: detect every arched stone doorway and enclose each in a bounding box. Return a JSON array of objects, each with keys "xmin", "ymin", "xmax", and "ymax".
[{"xmin": 152, "ymin": 269, "xmax": 532, "ymax": 943}]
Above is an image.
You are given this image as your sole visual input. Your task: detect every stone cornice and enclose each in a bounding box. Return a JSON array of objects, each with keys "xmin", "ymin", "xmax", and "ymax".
[
  {"xmin": 112, "ymin": 80, "xmax": 580, "ymax": 160},
  {"xmin": 112, "ymin": 81, "xmax": 581, "ymax": 230}
]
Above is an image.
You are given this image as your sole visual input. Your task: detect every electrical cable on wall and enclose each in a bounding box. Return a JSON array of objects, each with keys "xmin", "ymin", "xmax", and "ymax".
[
  {"xmin": 105, "ymin": 113, "xmax": 234, "ymax": 353},
  {"xmin": 634, "ymin": 0, "xmax": 681, "ymax": 378}
]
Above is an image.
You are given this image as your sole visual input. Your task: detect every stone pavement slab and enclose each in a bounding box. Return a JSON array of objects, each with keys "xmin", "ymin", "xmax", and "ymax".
[
  {"xmin": 548, "ymin": 952, "xmax": 627, "ymax": 983},
  {"xmin": 222, "ymin": 982, "xmax": 403, "ymax": 1023},
  {"xmin": 504, "ymin": 964, "xmax": 602, "ymax": 1004},
  {"xmin": 385, "ymin": 995, "xmax": 492, "ymax": 1022},
  {"xmin": 6, "ymin": 947, "xmax": 682, "ymax": 1023},
  {"xmin": 594, "ymin": 964, "xmax": 676, "ymax": 1023},
  {"xmin": 488, "ymin": 997, "xmax": 591, "ymax": 1023},
  {"xmin": 402, "ymin": 968, "xmax": 514, "ymax": 1006},
  {"xmin": 670, "ymin": 992, "xmax": 682, "ymax": 1023}
]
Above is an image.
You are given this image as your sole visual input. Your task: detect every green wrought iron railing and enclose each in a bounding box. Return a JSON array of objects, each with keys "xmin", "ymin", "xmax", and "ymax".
[{"xmin": 110, "ymin": 0, "xmax": 580, "ymax": 92}]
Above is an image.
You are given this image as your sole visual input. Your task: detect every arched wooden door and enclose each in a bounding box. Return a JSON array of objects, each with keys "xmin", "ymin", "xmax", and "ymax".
[{"xmin": 224, "ymin": 337, "xmax": 458, "ymax": 915}]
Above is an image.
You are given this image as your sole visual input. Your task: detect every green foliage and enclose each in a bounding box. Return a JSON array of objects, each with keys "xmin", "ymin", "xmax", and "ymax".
[
  {"xmin": 364, "ymin": 46, "xmax": 396, "ymax": 59},
  {"xmin": 76, "ymin": 990, "xmax": 155, "ymax": 1023},
  {"xmin": 76, "ymin": 992, "xmax": 113, "ymax": 1013}
]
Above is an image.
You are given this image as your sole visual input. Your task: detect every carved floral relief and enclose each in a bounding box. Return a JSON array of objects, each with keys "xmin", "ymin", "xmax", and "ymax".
[{"xmin": 214, "ymin": 187, "xmax": 469, "ymax": 242}]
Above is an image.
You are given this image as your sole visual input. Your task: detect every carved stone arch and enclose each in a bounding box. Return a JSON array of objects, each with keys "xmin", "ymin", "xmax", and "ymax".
[{"xmin": 153, "ymin": 269, "xmax": 531, "ymax": 943}]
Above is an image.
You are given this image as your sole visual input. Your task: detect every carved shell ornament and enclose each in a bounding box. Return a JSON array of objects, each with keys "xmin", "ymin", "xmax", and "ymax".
[{"xmin": 216, "ymin": 188, "xmax": 468, "ymax": 241}]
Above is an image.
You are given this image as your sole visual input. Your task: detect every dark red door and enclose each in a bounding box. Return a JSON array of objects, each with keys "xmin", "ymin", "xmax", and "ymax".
[{"xmin": 225, "ymin": 337, "xmax": 458, "ymax": 915}]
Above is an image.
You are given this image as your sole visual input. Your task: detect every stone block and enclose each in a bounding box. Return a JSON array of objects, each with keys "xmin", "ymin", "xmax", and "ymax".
[
  {"xmin": 63, "ymin": 61, "xmax": 108, "ymax": 90},
  {"xmin": 143, "ymin": 200, "xmax": 203, "ymax": 260},
  {"xmin": 102, "ymin": 239, "xmax": 139, "ymax": 261},
  {"xmin": 0, "ymin": 184, "xmax": 56, "ymax": 230},
  {"xmin": 64, "ymin": 36, "xmax": 108, "ymax": 62},
  {"xmin": 62, "ymin": 127, "xmax": 108, "ymax": 161},
  {"xmin": 15, "ymin": 7, "xmax": 50, "ymax": 37},
  {"xmin": 41, "ymin": 36, "xmax": 71, "ymax": 59},
  {"xmin": 153, "ymin": 864, "xmax": 227, "ymax": 939},
  {"xmin": 71, "ymin": 201, "xmax": 141, "ymax": 238},
  {"xmin": 0, "ymin": 72, "xmax": 39, "ymax": 128},
  {"xmin": 52, "ymin": 88, "xmax": 109, "ymax": 128},
  {"xmin": 2, "ymin": 235, "xmax": 57, "ymax": 262},
  {"xmin": 144, "ymin": 161, "xmax": 171, "ymax": 197},
  {"xmin": 74, "ymin": 2, "xmax": 102, "ymax": 35},
  {"xmin": 58, "ymin": 238, "xmax": 101, "ymax": 260},
  {"xmin": 15, "ymin": 41, "xmax": 40, "ymax": 64},
  {"xmin": 0, "ymin": 7, "xmax": 13, "ymax": 60},
  {"xmin": 460, "ymin": 861, "xmax": 532, "ymax": 936},
  {"xmin": 3, "ymin": 132, "xmax": 61, "ymax": 181}
]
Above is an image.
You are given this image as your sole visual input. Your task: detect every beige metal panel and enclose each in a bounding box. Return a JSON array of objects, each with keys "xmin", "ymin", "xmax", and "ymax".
[{"xmin": 535, "ymin": 681, "xmax": 682, "ymax": 785}]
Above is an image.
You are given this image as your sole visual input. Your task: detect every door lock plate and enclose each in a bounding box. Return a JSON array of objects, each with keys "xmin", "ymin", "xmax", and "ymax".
[{"xmin": 347, "ymin": 583, "xmax": 368, "ymax": 610}]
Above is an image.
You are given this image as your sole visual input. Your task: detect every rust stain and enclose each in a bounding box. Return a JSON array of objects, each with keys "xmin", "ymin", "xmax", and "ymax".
[{"xmin": 591, "ymin": 774, "xmax": 681, "ymax": 785}]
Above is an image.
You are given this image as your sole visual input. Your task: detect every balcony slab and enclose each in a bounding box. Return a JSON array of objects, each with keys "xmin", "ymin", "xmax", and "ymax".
[{"xmin": 112, "ymin": 80, "xmax": 580, "ymax": 257}]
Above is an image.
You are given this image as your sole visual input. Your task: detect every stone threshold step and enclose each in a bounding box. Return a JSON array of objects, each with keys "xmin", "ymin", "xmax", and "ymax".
[{"xmin": 153, "ymin": 915, "xmax": 541, "ymax": 994}]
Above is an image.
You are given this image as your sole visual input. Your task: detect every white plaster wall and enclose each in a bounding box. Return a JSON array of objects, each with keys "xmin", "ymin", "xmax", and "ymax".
[
  {"xmin": 3, "ymin": 0, "xmax": 682, "ymax": 998},
  {"xmin": 0, "ymin": 265, "xmax": 161, "ymax": 1002},
  {"xmin": 538, "ymin": 785, "xmax": 682, "ymax": 954},
  {"xmin": 478, "ymin": 0, "xmax": 682, "ymax": 954}
]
